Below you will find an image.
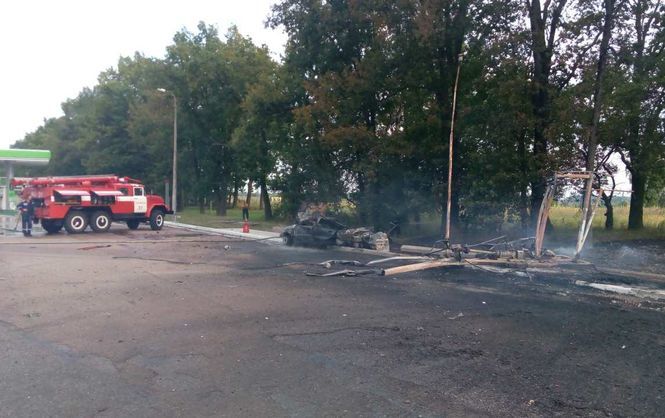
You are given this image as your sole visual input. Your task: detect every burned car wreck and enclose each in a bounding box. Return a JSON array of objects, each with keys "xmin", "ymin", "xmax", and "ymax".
[{"xmin": 281, "ymin": 215, "xmax": 389, "ymax": 252}]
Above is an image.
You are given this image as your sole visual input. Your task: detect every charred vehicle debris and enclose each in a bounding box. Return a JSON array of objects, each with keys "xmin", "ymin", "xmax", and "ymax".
[
  {"xmin": 280, "ymin": 205, "xmax": 390, "ymax": 251},
  {"xmin": 280, "ymin": 216, "xmax": 390, "ymax": 251}
]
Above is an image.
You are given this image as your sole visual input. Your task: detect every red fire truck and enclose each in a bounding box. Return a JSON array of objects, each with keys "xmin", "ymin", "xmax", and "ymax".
[{"xmin": 10, "ymin": 175, "xmax": 173, "ymax": 234}]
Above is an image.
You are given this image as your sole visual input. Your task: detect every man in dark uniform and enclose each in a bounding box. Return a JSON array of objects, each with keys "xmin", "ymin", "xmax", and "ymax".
[
  {"xmin": 241, "ymin": 200, "xmax": 250, "ymax": 221},
  {"xmin": 16, "ymin": 196, "xmax": 34, "ymax": 237}
]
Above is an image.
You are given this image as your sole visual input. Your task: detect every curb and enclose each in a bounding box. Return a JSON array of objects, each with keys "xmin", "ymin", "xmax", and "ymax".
[
  {"xmin": 164, "ymin": 221, "xmax": 399, "ymax": 256},
  {"xmin": 164, "ymin": 221, "xmax": 283, "ymax": 244}
]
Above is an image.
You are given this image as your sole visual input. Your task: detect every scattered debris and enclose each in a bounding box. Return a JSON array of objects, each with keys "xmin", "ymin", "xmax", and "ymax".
[
  {"xmin": 365, "ymin": 256, "xmax": 432, "ymax": 266},
  {"xmin": 575, "ymin": 280, "xmax": 665, "ymax": 300},
  {"xmin": 78, "ymin": 244, "xmax": 112, "ymax": 251},
  {"xmin": 319, "ymin": 260, "xmax": 364, "ymax": 269},
  {"xmin": 112, "ymin": 256, "xmax": 204, "ymax": 265},
  {"xmin": 337, "ymin": 228, "xmax": 389, "ymax": 251},
  {"xmin": 278, "ymin": 196, "xmax": 663, "ymax": 291},
  {"xmin": 305, "ymin": 269, "xmax": 384, "ymax": 277},
  {"xmin": 448, "ymin": 312, "xmax": 464, "ymax": 320},
  {"xmin": 596, "ymin": 267, "xmax": 665, "ymax": 284}
]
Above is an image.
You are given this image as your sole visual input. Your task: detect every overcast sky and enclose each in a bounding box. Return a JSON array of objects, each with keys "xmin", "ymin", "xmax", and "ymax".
[
  {"xmin": 0, "ymin": 0, "xmax": 286, "ymax": 149},
  {"xmin": 0, "ymin": 1, "xmax": 631, "ymax": 189}
]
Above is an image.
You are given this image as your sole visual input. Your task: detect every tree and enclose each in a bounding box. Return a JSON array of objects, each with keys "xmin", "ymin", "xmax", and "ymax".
[
  {"xmin": 577, "ymin": 0, "xmax": 618, "ymax": 234},
  {"xmin": 609, "ymin": 0, "xmax": 665, "ymax": 229},
  {"xmin": 232, "ymin": 64, "xmax": 288, "ymax": 220},
  {"xmin": 524, "ymin": 0, "xmax": 570, "ymax": 226},
  {"xmin": 166, "ymin": 23, "xmax": 276, "ymax": 215}
]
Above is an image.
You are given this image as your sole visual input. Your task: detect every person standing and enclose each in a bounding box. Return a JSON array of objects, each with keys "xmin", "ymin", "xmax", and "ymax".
[
  {"xmin": 16, "ymin": 196, "xmax": 34, "ymax": 237},
  {"xmin": 242, "ymin": 200, "xmax": 250, "ymax": 221}
]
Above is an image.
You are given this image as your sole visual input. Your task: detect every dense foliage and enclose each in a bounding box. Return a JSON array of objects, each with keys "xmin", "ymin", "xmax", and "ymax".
[{"xmin": 12, "ymin": 1, "xmax": 665, "ymax": 231}]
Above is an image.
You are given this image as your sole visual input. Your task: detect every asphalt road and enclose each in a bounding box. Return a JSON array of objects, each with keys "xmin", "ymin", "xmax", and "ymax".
[{"xmin": 1, "ymin": 226, "xmax": 664, "ymax": 417}]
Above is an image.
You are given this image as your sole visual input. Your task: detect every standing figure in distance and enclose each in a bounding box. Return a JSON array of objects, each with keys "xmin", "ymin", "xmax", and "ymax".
[
  {"xmin": 242, "ymin": 200, "xmax": 250, "ymax": 221},
  {"xmin": 16, "ymin": 195, "xmax": 34, "ymax": 237}
]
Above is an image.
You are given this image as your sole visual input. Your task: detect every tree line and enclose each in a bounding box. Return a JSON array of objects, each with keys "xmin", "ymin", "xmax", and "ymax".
[{"xmin": 13, "ymin": 0, "xmax": 665, "ymax": 232}]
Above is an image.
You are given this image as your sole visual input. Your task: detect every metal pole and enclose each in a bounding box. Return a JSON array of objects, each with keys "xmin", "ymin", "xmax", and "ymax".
[
  {"xmin": 445, "ymin": 55, "xmax": 463, "ymax": 243},
  {"xmin": 2, "ymin": 162, "xmax": 9, "ymax": 211},
  {"xmin": 172, "ymin": 95, "xmax": 177, "ymax": 221}
]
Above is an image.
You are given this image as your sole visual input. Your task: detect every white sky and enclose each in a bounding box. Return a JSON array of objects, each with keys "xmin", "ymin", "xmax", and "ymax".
[{"xmin": 0, "ymin": 0, "xmax": 286, "ymax": 149}]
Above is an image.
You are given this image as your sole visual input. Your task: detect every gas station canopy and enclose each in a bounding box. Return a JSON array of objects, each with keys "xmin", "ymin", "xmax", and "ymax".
[
  {"xmin": 0, "ymin": 149, "xmax": 51, "ymax": 165},
  {"xmin": 1, "ymin": 148, "xmax": 51, "ymax": 212}
]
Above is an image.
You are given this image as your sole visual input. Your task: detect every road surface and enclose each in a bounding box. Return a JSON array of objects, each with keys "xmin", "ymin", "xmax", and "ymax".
[{"xmin": 1, "ymin": 226, "xmax": 663, "ymax": 417}]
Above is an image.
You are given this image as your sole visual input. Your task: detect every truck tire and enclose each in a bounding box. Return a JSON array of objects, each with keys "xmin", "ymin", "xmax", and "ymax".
[
  {"xmin": 64, "ymin": 211, "xmax": 88, "ymax": 234},
  {"xmin": 90, "ymin": 211, "xmax": 112, "ymax": 232},
  {"xmin": 149, "ymin": 209, "xmax": 165, "ymax": 231},
  {"xmin": 42, "ymin": 219, "xmax": 63, "ymax": 234},
  {"xmin": 127, "ymin": 220, "xmax": 140, "ymax": 230}
]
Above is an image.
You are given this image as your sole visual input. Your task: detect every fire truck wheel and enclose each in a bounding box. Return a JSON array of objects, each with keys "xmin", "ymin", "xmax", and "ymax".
[
  {"xmin": 90, "ymin": 211, "xmax": 112, "ymax": 232},
  {"xmin": 42, "ymin": 220, "xmax": 63, "ymax": 234},
  {"xmin": 149, "ymin": 209, "xmax": 165, "ymax": 230},
  {"xmin": 127, "ymin": 220, "xmax": 140, "ymax": 230},
  {"xmin": 64, "ymin": 211, "xmax": 89, "ymax": 234}
]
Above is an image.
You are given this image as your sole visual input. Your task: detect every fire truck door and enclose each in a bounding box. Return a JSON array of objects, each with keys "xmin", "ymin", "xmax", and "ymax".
[{"xmin": 132, "ymin": 187, "xmax": 148, "ymax": 214}]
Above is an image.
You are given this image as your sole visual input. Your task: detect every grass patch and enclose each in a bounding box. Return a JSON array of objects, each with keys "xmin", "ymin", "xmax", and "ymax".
[
  {"xmin": 175, "ymin": 199, "xmax": 665, "ymax": 243},
  {"xmin": 176, "ymin": 206, "xmax": 288, "ymax": 232},
  {"xmin": 548, "ymin": 205, "xmax": 665, "ymax": 242}
]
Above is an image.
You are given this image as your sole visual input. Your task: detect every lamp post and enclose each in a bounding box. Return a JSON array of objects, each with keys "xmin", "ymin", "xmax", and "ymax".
[{"xmin": 157, "ymin": 88, "xmax": 177, "ymax": 221}]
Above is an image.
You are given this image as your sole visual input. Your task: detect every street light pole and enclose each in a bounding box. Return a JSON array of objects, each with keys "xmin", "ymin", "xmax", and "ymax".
[
  {"xmin": 171, "ymin": 94, "xmax": 177, "ymax": 221},
  {"xmin": 157, "ymin": 88, "xmax": 177, "ymax": 221}
]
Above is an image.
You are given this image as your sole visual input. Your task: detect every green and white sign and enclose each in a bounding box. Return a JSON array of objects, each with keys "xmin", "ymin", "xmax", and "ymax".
[
  {"xmin": 1, "ymin": 148, "xmax": 51, "ymax": 212},
  {"xmin": 0, "ymin": 149, "xmax": 51, "ymax": 164}
]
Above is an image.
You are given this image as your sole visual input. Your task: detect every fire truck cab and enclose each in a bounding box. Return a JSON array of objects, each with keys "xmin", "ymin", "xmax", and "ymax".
[{"xmin": 10, "ymin": 175, "xmax": 173, "ymax": 234}]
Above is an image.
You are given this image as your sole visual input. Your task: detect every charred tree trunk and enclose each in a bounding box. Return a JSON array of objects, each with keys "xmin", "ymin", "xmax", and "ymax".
[
  {"xmin": 517, "ymin": 129, "xmax": 530, "ymax": 232},
  {"xmin": 232, "ymin": 179, "xmax": 240, "ymax": 209},
  {"xmin": 528, "ymin": 5, "xmax": 550, "ymax": 226},
  {"xmin": 246, "ymin": 179, "xmax": 253, "ymax": 205},
  {"xmin": 369, "ymin": 182, "xmax": 383, "ymax": 229},
  {"xmin": 601, "ymin": 191, "xmax": 614, "ymax": 229},
  {"xmin": 198, "ymin": 196, "xmax": 205, "ymax": 214},
  {"xmin": 628, "ymin": 170, "xmax": 645, "ymax": 229},
  {"xmin": 216, "ymin": 181, "xmax": 228, "ymax": 216},
  {"xmin": 260, "ymin": 175, "xmax": 273, "ymax": 220},
  {"xmin": 526, "ymin": 0, "xmax": 567, "ymax": 227},
  {"xmin": 192, "ymin": 152, "xmax": 204, "ymax": 214},
  {"xmin": 623, "ymin": 0, "xmax": 655, "ymax": 230},
  {"xmin": 357, "ymin": 173, "xmax": 368, "ymax": 224}
]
